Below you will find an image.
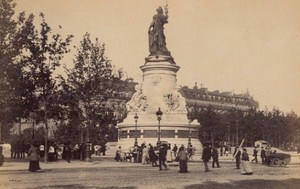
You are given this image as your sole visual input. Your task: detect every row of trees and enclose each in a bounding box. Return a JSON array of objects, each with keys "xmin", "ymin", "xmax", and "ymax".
[
  {"xmin": 192, "ymin": 106, "xmax": 300, "ymax": 150},
  {"xmin": 0, "ymin": 0, "xmax": 126, "ymax": 148}
]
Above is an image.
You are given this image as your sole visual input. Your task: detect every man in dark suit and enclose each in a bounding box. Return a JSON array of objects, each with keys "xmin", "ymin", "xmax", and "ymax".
[
  {"xmin": 202, "ymin": 144, "xmax": 211, "ymax": 172},
  {"xmin": 233, "ymin": 146, "xmax": 241, "ymax": 169},
  {"xmin": 158, "ymin": 144, "xmax": 168, "ymax": 171}
]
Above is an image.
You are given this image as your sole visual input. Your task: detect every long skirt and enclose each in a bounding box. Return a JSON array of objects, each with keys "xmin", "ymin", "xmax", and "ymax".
[
  {"xmin": 28, "ymin": 160, "xmax": 41, "ymax": 172},
  {"xmin": 179, "ymin": 159, "xmax": 188, "ymax": 173},
  {"xmin": 241, "ymin": 160, "xmax": 253, "ymax": 174}
]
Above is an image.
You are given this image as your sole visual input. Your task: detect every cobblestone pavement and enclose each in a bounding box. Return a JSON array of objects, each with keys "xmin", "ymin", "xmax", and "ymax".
[{"xmin": 0, "ymin": 157, "xmax": 300, "ymax": 189}]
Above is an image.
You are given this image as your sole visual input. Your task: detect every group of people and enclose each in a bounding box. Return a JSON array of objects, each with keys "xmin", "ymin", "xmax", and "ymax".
[
  {"xmin": 10, "ymin": 141, "xmax": 29, "ymax": 159},
  {"xmin": 202, "ymin": 144, "xmax": 254, "ymax": 175},
  {"xmin": 202, "ymin": 144, "xmax": 277, "ymax": 175},
  {"xmin": 115, "ymin": 143, "xmax": 194, "ymax": 173},
  {"xmin": 9, "ymin": 141, "xmax": 107, "ymax": 172}
]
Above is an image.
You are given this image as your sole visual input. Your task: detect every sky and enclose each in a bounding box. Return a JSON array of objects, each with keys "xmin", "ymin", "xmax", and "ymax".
[{"xmin": 14, "ymin": 0, "xmax": 300, "ymax": 115}]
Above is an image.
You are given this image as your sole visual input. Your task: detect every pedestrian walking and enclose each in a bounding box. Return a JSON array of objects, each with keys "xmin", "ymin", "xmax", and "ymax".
[
  {"xmin": 64, "ymin": 143, "xmax": 72, "ymax": 163},
  {"xmin": 187, "ymin": 145, "xmax": 194, "ymax": 161},
  {"xmin": 220, "ymin": 145, "xmax": 223, "ymax": 156},
  {"xmin": 148, "ymin": 144, "xmax": 157, "ymax": 167},
  {"xmin": 241, "ymin": 148, "xmax": 253, "ymax": 175},
  {"xmin": 158, "ymin": 144, "xmax": 168, "ymax": 171},
  {"xmin": 115, "ymin": 146, "xmax": 122, "ymax": 162},
  {"xmin": 166, "ymin": 144, "xmax": 172, "ymax": 162},
  {"xmin": 202, "ymin": 144, "xmax": 211, "ymax": 172},
  {"xmin": 211, "ymin": 147, "xmax": 220, "ymax": 168},
  {"xmin": 233, "ymin": 146, "xmax": 241, "ymax": 169},
  {"xmin": 28, "ymin": 143, "xmax": 41, "ymax": 172},
  {"xmin": 39, "ymin": 144, "xmax": 45, "ymax": 159},
  {"xmin": 265, "ymin": 146, "xmax": 272, "ymax": 165},
  {"xmin": 142, "ymin": 145, "xmax": 149, "ymax": 164},
  {"xmin": 225, "ymin": 146, "xmax": 229, "ymax": 156},
  {"xmin": 251, "ymin": 146, "xmax": 258, "ymax": 163},
  {"xmin": 261, "ymin": 147, "xmax": 266, "ymax": 164},
  {"xmin": 172, "ymin": 144, "xmax": 178, "ymax": 159},
  {"xmin": 177, "ymin": 145, "xmax": 188, "ymax": 173}
]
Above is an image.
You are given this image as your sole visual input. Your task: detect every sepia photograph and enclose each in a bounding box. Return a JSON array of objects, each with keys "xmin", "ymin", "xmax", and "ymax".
[{"xmin": 0, "ymin": 0, "xmax": 300, "ymax": 188}]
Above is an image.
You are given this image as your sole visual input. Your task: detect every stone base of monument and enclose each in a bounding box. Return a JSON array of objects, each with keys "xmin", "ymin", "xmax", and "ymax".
[{"xmin": 117, "ymin": 118, "xmax": 203, "ymax": 156}]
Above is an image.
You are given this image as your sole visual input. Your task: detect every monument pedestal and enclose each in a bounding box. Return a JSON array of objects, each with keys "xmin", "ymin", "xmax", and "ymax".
[{"xmin": 117, "ymin": 54, "xmax": 202, "ymax": 155}]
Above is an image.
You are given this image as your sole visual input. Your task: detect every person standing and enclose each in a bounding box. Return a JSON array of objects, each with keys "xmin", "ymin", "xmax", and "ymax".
[
  {"xmin": 28, "ymin": 143, "xmax": 41, "ymax": 172},
  {"xmin": 211, "ymin": 147, "xmax": 220, "ymax": 168},
  {"xmin": 158, "ymin": 144, "xmax": 168, "ymax": 171},
  {"xmin": 142, "ymin": 145, "xmax": 149, "ymax": 164},
  {"xmin": 64, "ymin": 144, "xmax": 72, "ymax": 163},
  {"xmin": 172, "ymin": 144, "xmax": 178, "ymax": 159},
  {"xmin": 233, "ymin": 146, "xmax": 241, "ymax": 169},
  {"xmin": 10, "ymin": 142, "xmax": 15, "ymax": 159},
  {"xmin": 220, "ymin": 145, "xmax": 223, "ymax": 156},
  {"xmin": 101, "ymin": 144, "xmax": 106, "ymax": 156},
  {"xmin": 148, "ymin": 144, "xmax": 157, "ymax": 167},
  {"xmin": 114, "ymin": 146, "xmax": 122, "ymax": 162},
  {"xmin": 202, "ymin": 144, "xmax": 211, "ymax": 172},
  {"xmin": 177, "ymin": 145, "xmax": 188, "ymax": 173},
  {"xmin": 251, "ymin": 146, "xmax": 258, "ymax": 163},
  {"xmin": 166, "ymin": 144, "xmax": 172, "ymax": 162},
  {"xmin": 187, "ymin": 145, "xmax": 194, "ymax": 161},
  {"xmin": 241, "ymin": 148, "xmax": 253, "ymax": 175},
  {"xmin": 261, "ymin": 147, "xmax": 266, "ymax": 164},
  {"xmin": 39, "ymin": 144, "xmax": 45, "ymax": 159}
]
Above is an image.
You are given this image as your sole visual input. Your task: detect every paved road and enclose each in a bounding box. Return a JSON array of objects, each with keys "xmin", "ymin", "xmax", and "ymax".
[{"xmin": 0, "ymin": 157, "xmax": 300, "ymax": 189}]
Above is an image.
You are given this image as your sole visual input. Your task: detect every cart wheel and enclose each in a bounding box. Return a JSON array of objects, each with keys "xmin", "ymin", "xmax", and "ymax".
[
  {"xmin": 280, "ymin": 160, "xmax": 287, "ymax": 167},
  {"xmin": 271, "ymin": 158, "xmax": 280, "ymax": 166}
]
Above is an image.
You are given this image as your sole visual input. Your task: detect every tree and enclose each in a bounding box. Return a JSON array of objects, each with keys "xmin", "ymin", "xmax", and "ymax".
[
  {"xmin": 58, "ymin": 33, "xmax": 124, "ymax": 148},
  {"xmin": 0, "ymin": 0, "xmax": 19, "ymax": 141},
  {"xmin": 197, "ymin": 106, "xmax": 223, "ymax": 145},
  {"xmin": 1, "ymin": 1, "xmax": 73, "ymax": 147}
]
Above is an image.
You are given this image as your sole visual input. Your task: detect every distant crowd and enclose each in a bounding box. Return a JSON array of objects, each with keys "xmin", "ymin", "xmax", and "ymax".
[{"xmin": 9, "ymin": 141, "xmax": 107, "ymax": 162}]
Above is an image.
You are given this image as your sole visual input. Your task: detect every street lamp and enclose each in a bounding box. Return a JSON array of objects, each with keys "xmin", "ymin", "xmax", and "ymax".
[
  {"xmin": 134, "ymin": 113, "xmax": 139, "ymax": 147},
  {"xmin": 156, "ymin": 107, "xmax": 163, "ymax": 149},
  {"xmin": 187, "ymin": 115, "xmax": 192, "ymax": 148}
]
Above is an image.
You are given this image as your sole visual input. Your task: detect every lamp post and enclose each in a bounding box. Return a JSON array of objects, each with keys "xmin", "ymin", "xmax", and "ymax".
[
  {"xmin": 84, "ymin": 56, "xmax": 92, "ymax": 162},
  {"xmin": 187, "ymin": 116, "xmax": 192, "ymax": 148},
  {"xmin": 156, "ymin": 107, "xmax": 163, "ymax": 149},
  {"xmin": 134, "ymin": 113, "xmax": 139, "ymax": 147}
]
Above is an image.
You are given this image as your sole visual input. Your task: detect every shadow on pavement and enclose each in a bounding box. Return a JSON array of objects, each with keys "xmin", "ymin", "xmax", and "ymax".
[
  {"xmin": 31, "ymin": 185, "xmax": 136, "ymax": 189},
  {"xmin": 185, "ymin": 179, "xmax": 300, "ymax": 189}
]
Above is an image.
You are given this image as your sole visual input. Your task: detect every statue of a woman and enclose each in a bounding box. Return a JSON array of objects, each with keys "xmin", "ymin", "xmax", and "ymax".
[{"xmin": 148, "ymin": 6, "xmax": 169, "ymax": 55}]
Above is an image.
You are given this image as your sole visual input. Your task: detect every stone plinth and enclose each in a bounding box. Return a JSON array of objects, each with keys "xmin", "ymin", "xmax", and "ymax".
[{"xmin": 117, "ymin": 54, "xmax": 202, "ymax": 154}]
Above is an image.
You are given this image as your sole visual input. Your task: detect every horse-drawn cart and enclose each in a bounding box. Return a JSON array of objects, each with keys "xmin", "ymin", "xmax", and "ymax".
[{"xmin": 268, "ymin": 153, "xmax": 291, "ymax": 167}]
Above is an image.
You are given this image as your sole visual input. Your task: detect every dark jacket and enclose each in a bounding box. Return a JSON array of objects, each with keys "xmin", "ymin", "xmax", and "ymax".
[
  {"xmin": 202, "ymin": 147, "xmax": 211, "ymax": 162},
  {"xmin": 234, "ymin": 148, "xmax": 241, "ymax": 159},
  {"xmin": 242, "ymin": 151, "xmax": 249, "ymax": 161},
  {"xmin": 261, "ymin": 149, "xmax": 266, "ymax": 158},
  {"xmin": 211, "ymin": 148, "xmax": 218, "ymax": 159},
  {"xmin": 159, "ymin": 146, "xmax": 167, "ymax": 160}
]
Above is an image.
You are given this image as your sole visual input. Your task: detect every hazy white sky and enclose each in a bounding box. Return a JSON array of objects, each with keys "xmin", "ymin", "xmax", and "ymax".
[{"xmin": 14, "ymin": 0, "xmax": 300, "ymax": 114}]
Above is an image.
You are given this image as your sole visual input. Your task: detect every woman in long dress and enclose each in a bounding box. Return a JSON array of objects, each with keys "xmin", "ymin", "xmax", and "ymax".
[
  {"xmin": 28, "ymin": 144, "xmax": 41, "ymax": 172},
  {"xmin": 241, "ymin": 148, "xmax": 253, "ymax": 175},
  {"xmin": 177, "ymin": 145, "xmax": 188, "ymax": 173}
]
